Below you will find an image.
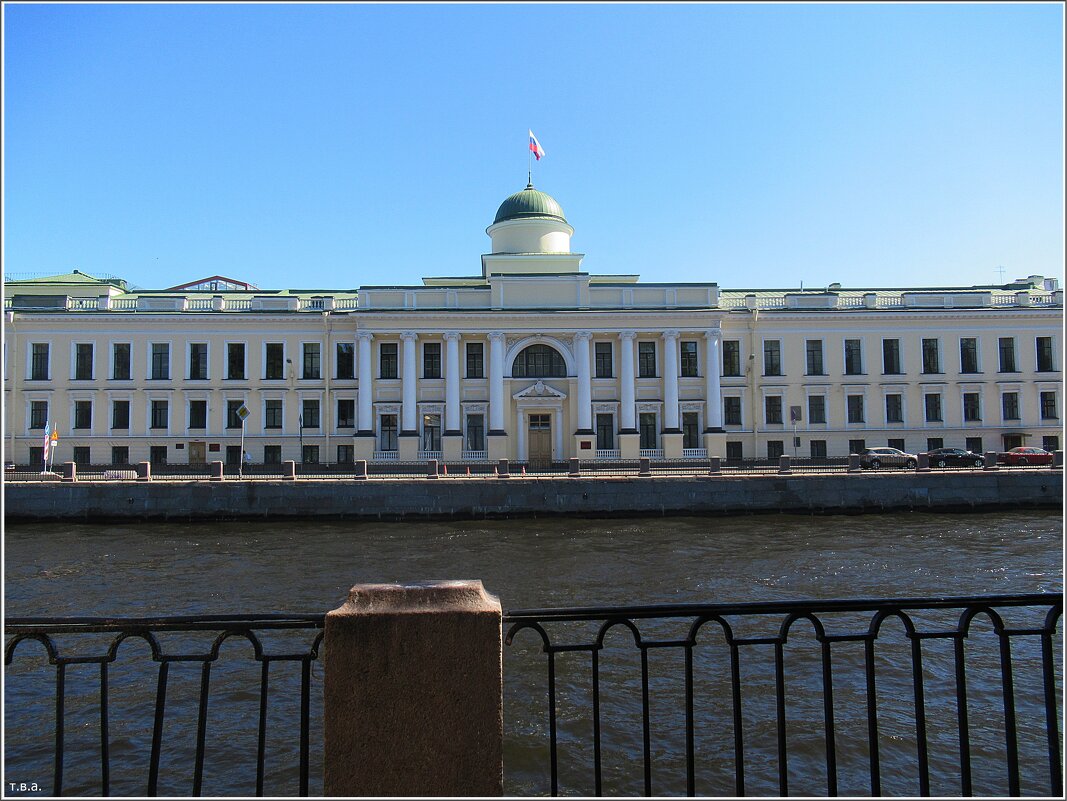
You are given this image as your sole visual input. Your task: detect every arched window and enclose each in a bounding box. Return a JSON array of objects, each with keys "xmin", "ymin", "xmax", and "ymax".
[{"xmin": 512, "ymin": 344, "xmax": 567, "ymax": 378}]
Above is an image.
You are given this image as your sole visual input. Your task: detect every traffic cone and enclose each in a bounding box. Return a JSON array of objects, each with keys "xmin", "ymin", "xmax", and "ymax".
[
  {"xmin": 522, "ymin": 465, "xmax": 526, "ymax": 476},
  {"xmin": 466, "ymin": 466, "xmax": 471, "ymax": 476},
  {"xmin": 442, "ymin": 464, "xmax": 448, "ymax": 475}
]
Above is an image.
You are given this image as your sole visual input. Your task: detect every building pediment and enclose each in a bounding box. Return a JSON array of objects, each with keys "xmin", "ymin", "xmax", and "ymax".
[{"xmin": 512, "ymin": 380, "xmax": 568, "ymax": 400}]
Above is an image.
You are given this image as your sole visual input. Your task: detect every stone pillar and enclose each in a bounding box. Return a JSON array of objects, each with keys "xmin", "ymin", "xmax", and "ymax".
[
  {"xmin": 778, "ymin": 455, "xmax": 792, "ymax": 475},
  {"xmin": 283, "ymin": 459, "xmax": 296, "ymax": 480},
  {"xmin": 638, "ymin": 456, "xmax": 652, "ymax": 477},
  {"xmin": 662, "ymin": 330, "xmax": 680, "ymax": 431},
  {"xmin": 983, "ymin": 451, "xmax": 999, "ymax": 471},
  {"xmin": 568, "ymin": 457, "xmax": 580, "ymax": 477},
  {"xmin": 847, "ymin": 453, "xmax": 861, "ymax": 473},
  {"xmin": 356, "ymin": 332, "xmax": 374, "ymax": 435},
  {"xmin": 323, "ymin": 581, "xmax": 503, "ymax": 797},
  {"xmin": 400, "ymin": 332, "xmax": 418, "ymax": 435},
  {"xmin": 354, "ymin": 459, "xmax": 367, "ymax": 480},
  {"xmin": 516, "ymin": 408, "xmax": 527, "ymax": 463},
  {"xmin": 61, "ymin": 461, "xmax": 76, "ymax": 483},
  {"xmin": 704, "ymin": 328, "xmax": 723, "ymax": 431},
  {"xmin": 487, "ymin": 332, "xmax": 508, "ymax": 460},
  {"xmin": 136, "ymin": 461, "xmax": 151, "ymax": 482},
  {"xmin": 916, "ymin": 452, "xmax": 931, "ymax": 473},
  {"xmin": 442, "ymin": 333, "xmax": 463, "ymax": 462},
  {"xmin": 426, "ymin": 459, "xmax": 439, "ymax": 479},
  {"xmin": 1054, "ymin": 450, "xmax": 1063, "ymax": 469},
  {"xmin": 496, "ymin": 458, "xmax": 509, "ymax": 478},
  {"xmin": 618, "ymin": 331, "xmax": 639, "ymax": 459},
  {"xmin": 210, "ymin": 460, "xmax": 224, "ymax": 481},
  {"xmin": 708, "ymin": 456, "xmax": 721, "ymax": 475},
  {"xmin": 574, "ymin": 332, "xmax": 593, "ymax": 433}
]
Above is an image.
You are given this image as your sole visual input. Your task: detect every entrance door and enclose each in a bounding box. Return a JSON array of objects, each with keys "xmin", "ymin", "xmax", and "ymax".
[
  {"xmin": 528, "ymin": 414, "xmax": 552, "ymax": 471},
  {"xmin": 189, "ymin": 442, "xmax": 206, "ymax": 464}
]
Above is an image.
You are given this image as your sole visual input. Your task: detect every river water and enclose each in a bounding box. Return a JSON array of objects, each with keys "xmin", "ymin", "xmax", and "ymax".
[{"xmin": 4, "ymin": 511, "xmax": 1063, "ymax": 796}]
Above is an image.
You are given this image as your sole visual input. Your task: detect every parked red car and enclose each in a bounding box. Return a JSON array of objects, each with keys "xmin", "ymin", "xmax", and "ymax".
[{"xmin": 997, "ymin": 447, "xmax": 1054, "ymax": 466}]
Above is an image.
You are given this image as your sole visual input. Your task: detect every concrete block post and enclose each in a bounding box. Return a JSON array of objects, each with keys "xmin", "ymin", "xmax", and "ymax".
[
  {"xmin": 136, "ymin": 461, "xmax": 151, "ymax": 482},
  {"xmin": 210, "ymin": 460, "xmax": 224, "ymax": 482},
  {"xmin": 778, "ymin": 455, "xmax": 792, "ymax": 475},
  {"xmin": 497, "ymin": 458, "xmax": 509, "ymax": 478},
  {"xmin": 847, "ymin": 454, "xmax": 861, "ymax": 473},
  {"xmin": 1054, "ymin": 450, "xmax": 1064, "ymax": 469},
  {"xmin": 283, "ymin": 460, "xmax": 297, "ymax": 481},
  {"xmin": 61, "ymin": 461, "xmax": 76, "ymax": 483},
  {"xmin": 639, "ymin": 456, "xmax": 652, "ymax": 477},
  {"xmin": 354, "ymin": 460, "xmax": 368, "ymax": 480},
  {"xmin": 983, "ymin": 452, "xmax": 999, "ymax": 471},
  {"xmin": 427, "ymin": 459, "xmax": 439, "ymax": 479},
  {"xmin": 568, "ymin": 457, "xmax": 580, "ymax": 477},
  {"xmin": 708, "ymin": 456, "xmax": 721, "ymax": 475},
  {"xmin": 323, "ymin": 581, "xmax": 503, "ymax": 797},
  {"xmin": 916, "ymin": 453, "xmax": 931, "ymax": 473}
]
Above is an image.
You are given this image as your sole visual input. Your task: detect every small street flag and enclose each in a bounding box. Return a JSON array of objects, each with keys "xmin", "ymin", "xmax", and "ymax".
[
  {"xmin": 42, "ymin": 423, "xmax": 51, "ymax": 459},
  {"xmin": 529, "ymin": 130, "xmax": 545, "ymax": 161}
]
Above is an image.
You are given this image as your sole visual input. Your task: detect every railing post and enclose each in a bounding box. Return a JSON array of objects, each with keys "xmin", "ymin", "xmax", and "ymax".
[
  {"xmin": 639, "ymin": 456, "xmax": 651, "ymax": 477},
  {"xmin": 60, "ymin": 461, "xmax": 76, "ymax": 483},
  {"xmin": 210, "ymin": 460, "xmax": 224, "ymax": 481},
  {"xmin": 847, "ymin": 453, "xmax": 861, "ymax": 473},
  {"xmin": 778, "ymin": 455, "xmax": 792, "ymax": 475},
  {"xmin": 283, "ymin": 460, "xmax": 297, "ymax": 481},
  {"xmin": 1054, "ymin": 450, "xmax": 1063, "ymax": 469},
  {"xmin": 136, "ymin": 461, "xmax": 151, "ymax": 482},
  {"xmin": 708, "ymin": 456, "xmax": 721, "ymax": 475},
  {"xmin": 983, "ymin": 451, "xmax": 999, "ymax": 471},
  {"xmin": 427, "ymin": 459, "xmax": 439, "ymax": 479},
  {"xmin": 568, "ymin": 457, "xmax": 580, "ymax": 477},
  {"xmin": 354, "ymin": 460, "xmax": 368, "ymax": 480},
  {"xmin": 497, "ymin": 458, "xmax": 509, "ymax": 479},
  {"xmin": 916, "ymin": 452, "xmax": 931, "ymax": 473},
  {"xmin": 323, "ymin": 581, "xmax": 503, "ymax": 797}
]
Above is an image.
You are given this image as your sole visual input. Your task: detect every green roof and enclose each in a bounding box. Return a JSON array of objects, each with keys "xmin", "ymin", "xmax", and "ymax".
[
  {"xmin": 8, "ymin": 270, "xmax": 112, "ymax": 285},
  {"xmin": 493, "ymin": 184, "xmax": 567, "ymax": 224}
]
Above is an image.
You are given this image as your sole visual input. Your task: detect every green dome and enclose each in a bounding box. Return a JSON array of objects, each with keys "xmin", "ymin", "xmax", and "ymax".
[{"xmin": 493, "ymin": 184, "xmax": 567, "ymax": 224}]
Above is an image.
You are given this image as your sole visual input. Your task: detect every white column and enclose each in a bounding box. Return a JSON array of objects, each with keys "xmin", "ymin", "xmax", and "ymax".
[
  {"xmin": 619, "ymin": 331, "xmax": 637, "ymax": 431},
  {"xmin": 357, "ymin": 332, "xmax": 374, "ymax": 433},
  {"xmin": 574, "ymin": 332, "xmax": 593, "ymax": 432},
  {"xmin": 444, "ymin": 332, "xmax": 461, "ymax": 433},
  {"xmin": 489, "ymin": 332, "xmax": 506, "ymax": 432},
  {"xmin": 705, "ymin": 328, "xmax": 723, "ymax": 430},
  {"xmin": 516, "ymin": 408, "xmax": 527, "ymax": 461},
  {"xmin": 554, "ymin": 407, "xmax": 563, "ymax": 458},
  {"xmin": 663, "ymin": 330, "xmax": 680, "ymax": 431},
  {"xmin": 401, "ymin": 332, "xmax": 418, "ymax": 433}
]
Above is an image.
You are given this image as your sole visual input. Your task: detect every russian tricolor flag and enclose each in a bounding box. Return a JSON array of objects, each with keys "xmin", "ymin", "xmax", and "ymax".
[{"xmin": 529, "ymin": 130, "xmax": 545, "ymax": 161}]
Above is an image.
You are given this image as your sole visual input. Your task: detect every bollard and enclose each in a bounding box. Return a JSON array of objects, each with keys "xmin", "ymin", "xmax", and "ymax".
[
  {"xmin": 708, "ymin": 456, "xmax": 721, "ymax": 475},
  {"xmin": 427, "ymin": 459, "xmax": 439, "ymax": 479},
  {"xmin": 283, "ymin": 460, "xmax": 297, "ymax": 481},
  {"xmin": 983, "ymin": 452, "xmax": 999, "ymax": 471},
  {"xmin": 210, "ymin": 460, "xmax": 224, "ymax": 482},
  {"xmin": 497, "ymin": 458, "xmax": 510, "ymax": 478},
  {"xmin": 1055, "ymin": 450, "xmax": 1064, "ymax": 469},
  {"xmin": 916, "ymin": 453, "xmax": 931, "ymax": 473},
  {"xmin": 324, "ymin": 581, "xmax": 503, "ymax": 796},
  {"xmin": 778, "ymin": 455, "xmax": 792, "ymax": 475},
  {"xmin": 639, "ymin": 456, "xmax": 651, "ymax": 477},
  {"xmin": 568, "ymin": 457, "xmax": 580, "ymax": 477},
  {"xmin": 136, "ymin": 461, "xmax": 151, "ymax": 482},
  {"xmin": 61, "ymin": 461, "xmax": 76, "ymax": 483},
  {"xmin": 847, "ymin": 453, "xmax": 861, "ymax": 473},
  {"xmin": 354, "ymin": 459, "xmax": 368, "ymax": 480}
]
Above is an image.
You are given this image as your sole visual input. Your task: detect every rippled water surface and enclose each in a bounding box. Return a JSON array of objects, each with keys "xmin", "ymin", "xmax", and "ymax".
[{"xmin": 4, "ymin": 510, "xmax": 1063, "ymax": 796}]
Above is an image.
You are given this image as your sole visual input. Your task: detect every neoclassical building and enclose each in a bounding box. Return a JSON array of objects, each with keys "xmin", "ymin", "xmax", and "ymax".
[{"xmin": 3, "ymin": 184, "xmax": 1063, "ymax": 468}]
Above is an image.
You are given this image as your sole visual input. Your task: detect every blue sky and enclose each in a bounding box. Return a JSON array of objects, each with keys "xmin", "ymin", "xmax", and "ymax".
[{"xmin": 3, "ymin": 3, "xmax": 1063, "ymax": 291}]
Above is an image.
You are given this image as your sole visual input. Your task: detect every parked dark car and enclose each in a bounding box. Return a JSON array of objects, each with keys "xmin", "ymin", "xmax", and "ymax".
[
  {"xmin": 859, "ymin": 447, "xmax": 917, "ymax": 470},
  {"xmin": 997, "ymin": 446, "xmax": 1054, "ymax": 466},
  {"xmin": 923, "ymin": 448, "xmax": 985, "ymax": 468}
]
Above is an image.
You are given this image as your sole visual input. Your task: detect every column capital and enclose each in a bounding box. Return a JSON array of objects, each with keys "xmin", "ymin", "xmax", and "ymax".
[
  {"xmin": 400, "ymin": 331, "xmax": 419, "ymax": 343},
  {"xmin": 662, "ymin": 329, "xmax": 680, "ymax": 341},
  {"xmin": 356, "ymin": 330, "xmax": 375, "ymax": 342},
  {"xmin": 704, "ymin": 328, "xmax": 723, "ymax": 341},
  {"xmin": 619, "ymin": 330, "xmax": 637, "ymax": 342},
  {"xmin": 442, "ymin": 331, "xmax": 461, "ymax": 342},
  {"xmin": 574, "ymin": 331, "xmax": 593, "ymax": 343},
  {"xmin": 488, "ymin": 331, "xmax": 507, "ymax": 343}
]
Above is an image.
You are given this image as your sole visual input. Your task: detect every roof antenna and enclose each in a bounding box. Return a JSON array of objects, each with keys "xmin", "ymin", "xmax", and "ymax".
[{"xmin": 995, "ymin": 265, "xmax": 1006, "ymax": 283}]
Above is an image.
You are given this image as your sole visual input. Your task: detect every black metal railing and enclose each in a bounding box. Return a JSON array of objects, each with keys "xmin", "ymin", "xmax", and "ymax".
[
  {"xmin": 4, "ymin": 615, "xmax": 325, "ymax": 797},
  {"xmin": 503, "ymin": 593, "xmax": 1063, "ymax": 797}
]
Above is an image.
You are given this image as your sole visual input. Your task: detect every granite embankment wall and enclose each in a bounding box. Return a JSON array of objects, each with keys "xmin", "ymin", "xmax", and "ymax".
[{"xmin": 4, "ymin": 470, "xmax": 1061, "ymax": 521}]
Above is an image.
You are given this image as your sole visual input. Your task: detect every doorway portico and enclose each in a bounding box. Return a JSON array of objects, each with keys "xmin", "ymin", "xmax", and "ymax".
[{"xmin": 513, "ymin": 381, "xmax": 566, "ymax": 465}]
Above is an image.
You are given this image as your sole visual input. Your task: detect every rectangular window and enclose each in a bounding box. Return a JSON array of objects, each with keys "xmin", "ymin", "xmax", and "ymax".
[
  {"xmin": 29, "ymin": 447, "xmax": 45, "ymax": 467},
  {"xmin": 639, "ymin": 412, "xmax": 657, "ymax": 449},
  {"xmin": 882, "ymin": 339, "xmax": 901, "ymax": 375},
  {"xmin": 926, "ymin": 437, "xmax": 944, "ymax": 452},
  {"xmin": 149, "ymin": 446, "xmax": 167, "ymax": 465},
  {"xmin": 151, "ymin": 344, "xmax": 170, "ymax": 380},
  {"xmin": 960, "ymin": 338, "xmax": 979, "ymax": 374},
  {"xmin": 965, "ymin": 437, "xmax": 983, "ymax": 455},
  {"xmin": 188, "ymin": 343, "xmax": 208, "ymax": 380},
  {"xmin": 264, "ymin": 343, "xmax": 285, "ymax": 380},
  {"xmin": 466, "ymin": 414, "xmax": 485, "ymax": 452},
  {"xmin": 466, "ymin": 342, "xmax": 484, "ymax": 379},
  {"xmin": 423, "ymin": 343, "xmax": 442, "ymax": 379},
  {"xmin": 922, "ymin": 338, "xmax": 941, "ymax": 374},
  {"xmin": 848, "ymin": 439, "xmax": 867, "ymax": 455},
  {"xmin": 723, "ymin": 341, "xmax": 741, "ymax": 377},
  {"xmin": 188, "ymin": 400, "xmax": 207, "ymax": 429},
  {"xmin": 767, "ymin": 440, "xmax": 784, "ymax": 459},
  {"xmin": 924, "ymin": 393, "xmax": 942, "ymax": 422},
  {"xmin": 380, "ymin": 343, "xmax": 398, "ymax": 379},
  {"xmin": 112, "ymin": 343, "xmax": 131, "ymax": 380},
  {"xmin": 594, "ymin": 342, "xmax": 613, "ymax": 378},
  {"xmin": 263, "ymin": 445, "xmax": 282, "ymax": 465},
  {"xmin": 111, "ymin": 446, "xmax": 129, "ymax": 465},
  {"xmin": 1042, "ymin": 435, "xmax": 1059, "ymax": 452},
  {"xmin": 302, "ymin": 343, "xmax": 320, "ymax": 380},
  {"xmin": 150, "ymin": 400, "xmax": 168, "ymax": 430},
  {"xmin": 998, "ymin": 337, "xmax": 1017, "ymax": 372},
  {"xmin": 765, "ymin": 396, "xmax": 783, "ymax": 425},
  {"xmin": 380, "ymin": 415, "xmax": 398, "ymax": 451},
  {"xmin": 421, "ymin": 413, "xmax": 442, "ymax": 452},
  {"xmin": 227, "ymin": 343, "xmax": 246, "ymax": 380},
  {"xmin": 73, "ymin": 446, "xmax": 90, "ymax": 466},
  {"xmin": 336, "ymin": 343, "xmax": 355, "ymax": 380},
  {"xmin": 809, "ymin": 440, "xmax": 827, "ymax": 460},
  {"xmin": 963, "ymin": 392, "xmax": 981, "ymax": 421},
  {"xmin": 30, "ymin": 343, "xmax": 49, "ymax": 380},
  {"xmin": 595, "ymin": 413, "xmax": 614, "ymax": 450},
  {"xmin": 301, "ymin": 445, "xmax": 319, "ymax": 465},
  {"xmin": 763, "ymin": 340, "xmax": 782, "ymax": 376},
  {"xmin": 337, "ymin": 399, "xmax": 355, "ymax": 428},
  {"xmin": 806, "ymin": 340, "xmax": 824, "ymax": 375},
  {"xmin": 265, "ymin": 400, "xmax": 283, "ymax": 429},
  {"xmin": 226, "ymin": 400, "xmax": 243, "ymax": 429},
  {"xmin": 808, "ymin": 395, "xmax": 826, "ymax": 424},
  {"xmin": 680, "ymin": 341, "xmax": 699, "ymax": 377},
  {"xmin": 844, "ymin": 340, "xmax": 863, "ymax": 375},
  {"xmin": 302, "ymin": 399, "xmax": 320, "ymax": 429},
  {"xmin": 74, "ymin": 343, "xmax": 94, "ymax": 380},
  {"xmin": 30, "ymin": 401, "xmax": 48, "ymax": 429},
  {"xmin": 682, "ymin": 412, "xmax": 700, "ymax": 449},
  {"xmin": 337, "ymin": 444, "xmax": 354, "ymax": 464},
  {"xmin": 1040, "ymin": 391, "xmax": 1057, "ymax": 420},
  {"xmin": 74, "ymin": 400, "xmax": 92, "ymax": 430},
  {"xmin": 846, "ymin": 394, "xmax": 865, "ymax": 423},
  {"xmin": 724, "ymin": 397, "xmax": 742, "ymax": 426},
  {"xmin": 226, "ymin": 445, "xmax": 242, "ymax": 465},
  {"xmin": 885, "ymin": 394, "xmax": 903, "ymax": 423},
  {"xmin": 1002, "ymin": 392, "xmax": 1020, "ymax": 420},
  {"xmin": 638, "ymin": 342, "xmax": 657, "ymax": 378},
  {"xmin": 1036, "ymin": 337, "xmax": 1055, "ymax": 372},
  {"xmin": 888, "ymin": 438, "xmax": 906, "ymax": 452},
  {"xmin": 725, "ymin": 441, "xmax": 743, "ymax": 461},
  {"xmin": 112, "ymin": 400, "xmax": 130, "ymax": 430}
]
